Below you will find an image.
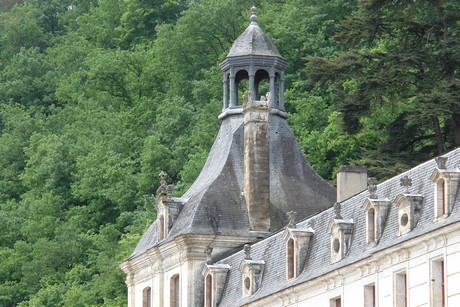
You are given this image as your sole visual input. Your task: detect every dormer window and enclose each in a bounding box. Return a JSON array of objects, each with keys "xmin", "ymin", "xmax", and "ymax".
[
  {"xmin": 239, "ymin": 245, "xmax": 265, "ymax": 297},
  {"xmin": 429, "ymin": 156, "xmax": 460, "ymax": 222},
  {"xmin": 362, "ymin": 180, "xmax": 391, "ymax": 247},
  {"xmin": 328, "ymin": 203, "xmax": 354, "ymax": 263},
  {"xmin": 283, "ymin": 212, "xmax": 314, "ymax": 279},
  {"xmin": 394, "ymin": 175, "xmax": 423, "ymax": 236},
  {"xmin": 202, "ymin": 247, "xmax": 230, "ymax": 307}
]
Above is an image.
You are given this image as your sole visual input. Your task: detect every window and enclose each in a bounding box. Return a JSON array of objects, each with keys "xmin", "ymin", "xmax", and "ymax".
[
  {"xmin": 395, "ymin": 271, "xmax": 407, "ymax": 307},
  {"xmin": 368, "ymin": 208, "xmax": 376, "ymax": 243},
  {"xmin": 283, "ymin": 226, "xmax": 314, "ymax": 280},
  {"xmin": 364, "ymin": 283, "xmax": 376, "ymax": 307},
  {"xmin": 431, "ymin": 258, "xmax": 445, "ymax": 307},
  {"xmin": 287, "ymin": 238, "xmax": 295, "ymax": 279},
  {"xmin": 170, "ymin": 274, "xmax": 179, "ymax": 307},
  {"xmin": 202, "ymin": 263, "xmax": 230, "ymax": 306},
  {"xmin": 142, "ymin": 287, "xmax": 151, "ymax": 307},
  {"xmin": 429, "ymin": 162, "xmax": 460, "ymax": 221},
  {"xmin": 205, "ymin": 274, "xmax": 212, "ymax": 307},
  {"xmin": 330, "ymin": 296, "xmax": 341, "ymax": 307},
  {"xmin": 394, "ymin": 194, "xmax": 423, "ymax": 236},
  {"xmin": 436, "ymin": 179, "xmax": 446, "ymax": 217}
]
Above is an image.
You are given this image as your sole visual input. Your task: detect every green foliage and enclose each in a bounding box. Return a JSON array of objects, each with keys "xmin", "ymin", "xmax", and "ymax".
[
  {"xmin": 306, "ymin": 0, "xmax": 460, "ymax": 178},
  {"xmin": 0, "ymin": 3, "xmax": 48, "ymax": 61}
]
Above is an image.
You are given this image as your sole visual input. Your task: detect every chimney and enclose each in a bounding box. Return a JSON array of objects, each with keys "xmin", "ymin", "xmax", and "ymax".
[
  {"xmin": 243, "ymin": 97, "xmax": 270, "ymax": 231},
  {"xmin": 336, "ymin": 166, "xmax": 367, "ymax": 202}
]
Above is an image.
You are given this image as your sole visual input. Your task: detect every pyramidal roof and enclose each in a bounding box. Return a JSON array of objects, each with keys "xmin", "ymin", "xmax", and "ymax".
[{"xmin": 227, "ymin": 6, "xmax": 282, "ymax": 58}]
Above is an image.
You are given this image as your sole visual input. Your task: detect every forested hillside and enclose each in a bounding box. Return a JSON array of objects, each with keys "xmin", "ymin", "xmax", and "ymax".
[{"xmin": 0, "ymin": 0, "xmax": 458, "ymax": 305}]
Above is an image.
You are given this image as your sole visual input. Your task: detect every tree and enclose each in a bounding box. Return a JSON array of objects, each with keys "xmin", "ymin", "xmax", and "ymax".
[{"xmin": 306, "ymin": 0, "xmax": 460, "ymax": 178}]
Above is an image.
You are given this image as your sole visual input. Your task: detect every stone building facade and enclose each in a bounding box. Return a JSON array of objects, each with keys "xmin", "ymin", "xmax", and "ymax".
[{"xmin": 120, "ymin": 7, "xmax": 460, "ymax": 307}]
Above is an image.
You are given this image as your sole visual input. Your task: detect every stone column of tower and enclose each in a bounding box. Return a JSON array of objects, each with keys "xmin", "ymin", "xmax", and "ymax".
[{"xmin": 243, "ymin": 97, "xmax": 270, "ymax": 231}]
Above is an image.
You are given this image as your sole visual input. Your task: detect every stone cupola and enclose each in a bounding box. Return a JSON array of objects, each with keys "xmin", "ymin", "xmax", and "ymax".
[{"xmin": 219, "ymin": 6, "xmax": 288, "ymax": 116}]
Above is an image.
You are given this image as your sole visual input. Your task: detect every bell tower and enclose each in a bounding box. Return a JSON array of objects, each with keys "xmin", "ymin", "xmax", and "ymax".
[{"xmin": 219, "ymin": 6, "xmax": 288, "ymax": 112}]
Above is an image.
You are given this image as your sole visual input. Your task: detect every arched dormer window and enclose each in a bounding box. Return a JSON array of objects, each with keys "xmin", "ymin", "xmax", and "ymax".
[
  {"xmin": 142, "ymin": 287, "xmax": 151, "ymax": 307},
  {"xmin": 287, "ymin": 238, "xmax": 295, "ymax": 279},
  {"xmin": 429, "ymin": 156, "xmax": 460, "ymax": 222},
  {"xmin": 362, "ymin": 196, "xmax": 391, "ymax": 247},
  {"xmin": 170, "ymin": 274, "xmax": 180, "ymax": 307},
  {"xmin": 202, "ymin": 262, "xmax": 230, "ymax": 307},
  {"xmin": 283, "ymin": 217, "xmax": 314, "ymax": 279}
]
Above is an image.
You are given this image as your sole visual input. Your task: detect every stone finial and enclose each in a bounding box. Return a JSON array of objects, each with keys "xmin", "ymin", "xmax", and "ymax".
[
  {"xmin": 334, "ymin": 202, "xmax": 342, "ymax": 219},
  {"xmin": 287, "ymin": 211, "xmax": 297, "ymax": 228},
  {"xmin": 260, "ymin": 95, "xmax": 267, "ymax": 102},
  {"xmin": 204, "ymin": 246, "xmax": 213, "ymax": 264},
  {"xmin": 243, "ymin": 244, "xmax": 252, "ymax": 260},
  {"xmin": 368, "ymin": 177, "xmax": 378, "ymax": 199},
  {"xmin": 156, "ymin": 171, "xmax": 168, "ymax": 197},
  {"xmin": 159, "ymin": 171, "xmax": 168, "ymax": 184},
  {"xmin": 250, "ymin": 6, "xmax": 257, "ymax": 25},
  {"xmin": 435, "ymin": 156, "xmax": 448, "ymax": 169},
  {"xmin": 400, "ymin": 175, "xmax": 412, "ymax": 193},
  {"xmin": 166, "ymin": 184, "xmax": 174, "ymax": 201}
]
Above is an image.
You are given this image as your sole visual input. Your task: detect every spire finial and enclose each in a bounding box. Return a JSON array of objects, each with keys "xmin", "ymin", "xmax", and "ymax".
[
  {"xmin": 250, "ymin": 6, "xmax": 257, "ymax": 25},
  {"xmin": 435, "ymin": 156, "xmax": 448, "ymax": 169},
  {"xmin": 243, "ymin": 244, "xmax": 252, "ymax": 260},
  {"xmin": 287, "ymin": 211, "xmax": 297, "ymax": 228},
  {"xmin": 400, "ymin": 175, "xmax": 412, "ymax": 194},
  {"xmin": 204, "ymin": 246, "xmax": 213, "ymax": 264},
  {"xmin": 368, "ymin": 177, "xmax": 378, "ymax": 199},
  {"xmin": 334, "ymin": 202, "xmax": 342, "ymax": 219}
]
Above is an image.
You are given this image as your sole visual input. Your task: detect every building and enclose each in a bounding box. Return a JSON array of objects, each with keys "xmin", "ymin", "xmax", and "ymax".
[{"xmin": 120, "ymin": 7, "xmax": 460, "ymax": 307}]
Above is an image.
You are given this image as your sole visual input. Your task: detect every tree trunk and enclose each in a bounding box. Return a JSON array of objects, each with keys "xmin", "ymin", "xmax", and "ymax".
[
  {"xmin": 452, "ymin": 113, "xmax": 460, "ymax": 146},
  {"xmin": 432, "ymin": 116, "xmax": 445, "ymax": 154}
]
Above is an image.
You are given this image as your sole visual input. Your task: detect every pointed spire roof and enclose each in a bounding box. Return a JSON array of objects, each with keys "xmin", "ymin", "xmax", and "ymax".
[{"xmin": 226, "ymin": 6, "xmax": 282, "ymax": 58}]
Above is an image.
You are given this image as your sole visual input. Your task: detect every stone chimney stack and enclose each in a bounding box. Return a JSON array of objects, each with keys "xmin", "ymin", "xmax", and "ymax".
[
  {"xmin": 336, "ymin": 166, "xmax": 367, "ymax": 202},
  {"xmin": 243, "ymin": 96, "xmax": 270, "ymax": 231}
]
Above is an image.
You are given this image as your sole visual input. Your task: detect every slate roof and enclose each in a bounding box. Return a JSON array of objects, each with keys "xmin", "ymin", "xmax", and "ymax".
[
  {"xmin": 129, "ymin": 111, "xmax": 336, "ymax": 260},
  {"xmin": 217, "ymin": 148, "xmax": 460, "ymax": 306},
  {"xmin": 226, "ymin": 8, "xmax": 282, "ymax": 58}
]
